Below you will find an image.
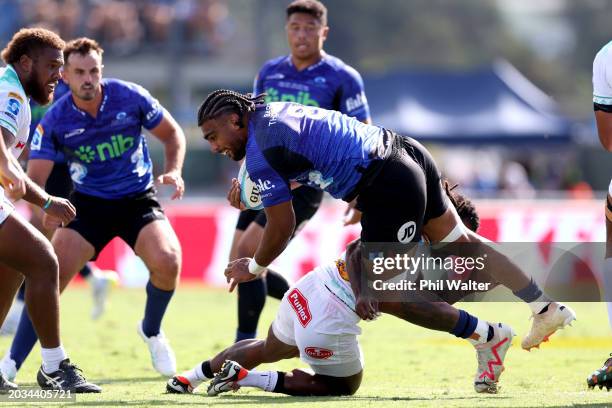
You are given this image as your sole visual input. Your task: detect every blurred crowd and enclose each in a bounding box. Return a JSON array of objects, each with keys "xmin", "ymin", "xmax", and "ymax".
[
  {"xmin": 0, "ymin": 0, "xmax": 598, "ymax": 196},
  {"xmin": 0, "ymin": 0, "xmax": 233, "ymax": 55},
  {"xmin": 436, "ymin": 148, "xmax": 593, "ymax": 199}
]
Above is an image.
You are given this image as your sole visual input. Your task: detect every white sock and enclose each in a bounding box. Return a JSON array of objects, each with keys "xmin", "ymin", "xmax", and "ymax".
[
  {"xmin": 237, "ymin": 370, "xmax": 278, "ymax": 392},
  {"xmin": 528, "ymin": 294, "xmax": 552, "ymax": 315},
  {"xmin": 182, "ymin": 362, "xmax": 209, "ymax": 387},
  {"xmin": 41, "ymin": 346, "xmax": 67, "ymax": 373},
  {"xmin": 467, "ymin": 319, "xmax": 490, "ymax": 345}
]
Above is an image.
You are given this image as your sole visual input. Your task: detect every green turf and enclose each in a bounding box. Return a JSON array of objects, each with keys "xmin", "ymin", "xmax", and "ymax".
[{"xmin": 1, "ymin": 285, "xmax": 612, "ymax": 407}]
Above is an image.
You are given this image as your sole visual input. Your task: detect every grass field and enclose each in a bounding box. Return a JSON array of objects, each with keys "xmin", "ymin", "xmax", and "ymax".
[{"xmin": 1, "ymin": 285, "xmax": 612, "ymax": 407}]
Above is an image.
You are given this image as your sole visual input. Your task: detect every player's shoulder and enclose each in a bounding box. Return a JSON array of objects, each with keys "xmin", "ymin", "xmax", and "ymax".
[
  {"xmin": 321, "ymin": 54, "xmax": 364, "ymax": 82},
  {"xmin": 104, "ymin": 78, "xmax": 152, "ymax": 99},
  {"xmin": 0, "ymin": 66, "xmax": 26, "ymax": 101},
  {"xmin": 595, "ymin": 41, "xmax": 612, "ymax": 66},
  {"xmin": 38, "ymin": 92, "xmax": 73, "ymax": 131},
  {"xmin": 45, "ymin": 91, "xmax": 72, "ymax": 117}
]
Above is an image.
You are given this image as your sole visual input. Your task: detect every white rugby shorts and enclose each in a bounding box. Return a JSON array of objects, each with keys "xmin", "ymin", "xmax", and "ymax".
[
  {"xmin": 0, "ymin": 187, "xmax": 15, "ymax": 225},
  {"xmin": 272, "ymin": 271, "xmax": 363, "ymax": 377}
]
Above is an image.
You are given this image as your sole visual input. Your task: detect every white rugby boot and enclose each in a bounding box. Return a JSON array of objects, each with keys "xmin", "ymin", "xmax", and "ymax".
[
  {"xmin": 521, "ymin": 302, "xmax": 575, "ymax": 351},
  {"xmin": 474, "ymin": 322, "xmax": 515, "ymax": 393},
  {"xmin": 137, "ymin": 321, "xmax": 176, "ymax": 377}
]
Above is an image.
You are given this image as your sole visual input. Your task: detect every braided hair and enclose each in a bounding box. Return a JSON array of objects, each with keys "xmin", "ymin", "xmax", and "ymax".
[
  {"xmin": 442, "ymin": 179, "xmax": 480, "ymax": 233},
  {"xmin": 197, "ymin": 89, "xmax": 266, "ymax": 127}
]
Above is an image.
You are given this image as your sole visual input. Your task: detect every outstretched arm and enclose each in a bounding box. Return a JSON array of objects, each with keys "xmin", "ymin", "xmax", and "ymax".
[
  {"xmin": 149, "ymin": 110, "xmax": 186, "ymax": 199},
  {"xmin": 224, "ymin": 200, "xmax": 295, "ymax": 292}
]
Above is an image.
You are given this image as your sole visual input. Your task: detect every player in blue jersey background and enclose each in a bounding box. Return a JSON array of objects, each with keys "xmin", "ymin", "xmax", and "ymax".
[
  {"xmin": 0, "ymin": 37, "xmax": 186, "ymax": 380},
  {"xmin": 29, "ymin": 81, "xmax": 120, "ymax": 321},
  {"xmin": 230, "ymin": 0, "xmax": 371, "ymax": 343}
]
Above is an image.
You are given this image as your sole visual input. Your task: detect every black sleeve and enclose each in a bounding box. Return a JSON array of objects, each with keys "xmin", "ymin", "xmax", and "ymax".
[{"xmin": 594, "ymin": 102, "xmax": 612, "ymax": 113}]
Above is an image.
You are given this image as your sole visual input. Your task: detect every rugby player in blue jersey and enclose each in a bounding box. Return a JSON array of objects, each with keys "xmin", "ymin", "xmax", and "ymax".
[
  {"xmin": 230, "ymin": 0, "xmax": 371, "ymax": 343},
  {"xmin": 27, "ymin": 81, "xmax": 119, "ymax": 321},
  {"xmin": 0, "ymin": 28, "xmax": 100, "ymax": 393},
  {"xmin": 197, "ymin": 90, "xmax": 576, "ymax": 384},
  {"xmin": 2, "ymin": 37, "xmax": 185, "ymax": 380}
]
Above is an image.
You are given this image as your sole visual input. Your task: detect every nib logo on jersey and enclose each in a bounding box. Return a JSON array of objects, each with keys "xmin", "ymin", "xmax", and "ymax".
[
  {"xmin": 265, "ymin": 87, "xmax": 319, "ymax": 107},
  {"xmin": 74, "ymin": 134, "xmax": 134, "ymax": 163}
]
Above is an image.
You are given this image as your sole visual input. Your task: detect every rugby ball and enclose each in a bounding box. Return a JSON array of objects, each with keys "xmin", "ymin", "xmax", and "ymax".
[{"xmin": 238, "ymin": 161, "xmax": 264, "ymax": 210}]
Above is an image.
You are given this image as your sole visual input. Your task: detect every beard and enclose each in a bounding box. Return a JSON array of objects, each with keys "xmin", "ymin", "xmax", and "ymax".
[
  {"xmin": 23, "ymin": 70, "xmax": 52, "ymax": 105},
  {"xmin": 232, "ymin": 144, "xmax": 246, "ymax": 161},
  {"xmin": 76, "ymin": 87, "xmax": 96, "ymax": 101}
]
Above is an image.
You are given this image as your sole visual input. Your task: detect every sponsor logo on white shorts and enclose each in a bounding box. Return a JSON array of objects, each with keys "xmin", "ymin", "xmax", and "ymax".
[
  {"xmin": 305, "ymin": 347, "xmax": 333, "ymax": 359},
  {"xmin": 288, "ymin": 289, "xmax": 312, "ymax": 327}
]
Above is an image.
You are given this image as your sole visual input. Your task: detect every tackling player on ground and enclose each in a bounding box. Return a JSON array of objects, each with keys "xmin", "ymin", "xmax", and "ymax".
[
  {"xmin": 587, "ymin": 39, "xmax": 612, "ymax": 391},
  {"xmin": 0, "ymin": 37, "xmax": 186, "ymax": 381},
  {"xmin": 0, "ymin": 28, "xmax": 99, "ymax": 392},
  {"xmin": 230, "ymin": 0, "xmax": 371, "ymax": 343},
  {"xmin": 167, "ymin": 187, "xmax": 514, "ymax": 395}
]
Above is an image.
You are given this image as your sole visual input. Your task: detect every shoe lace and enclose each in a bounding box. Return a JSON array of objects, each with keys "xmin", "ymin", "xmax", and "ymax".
[{"xmin": 64, "ymin": 362, "xmax": 86, "ymax": 383}]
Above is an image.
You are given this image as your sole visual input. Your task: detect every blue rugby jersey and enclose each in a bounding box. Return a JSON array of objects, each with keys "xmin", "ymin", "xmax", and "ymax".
[
  {"xmin": 245, "ymin": 102, "xmax": 392, "ymax": 207},
  {"xmin": 29, "ymin": 79, "xmax": 69, "ymax": 163},
  {"xmin": 29, "ymin": 78, "xmax": 163, "ymax": 199},
  {"xmin": 253, "ymin": 54, "xmax": 370, "ymax": 121}
]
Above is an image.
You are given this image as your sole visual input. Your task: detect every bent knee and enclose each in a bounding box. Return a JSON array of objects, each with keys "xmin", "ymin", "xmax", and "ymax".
[
  {"xmin": 148, "ymin": 249, "xmax": 181, "ymax": 277},
  {"xmin": 31, "ymin": 240, "xmax": 59, "ymax": 277}
]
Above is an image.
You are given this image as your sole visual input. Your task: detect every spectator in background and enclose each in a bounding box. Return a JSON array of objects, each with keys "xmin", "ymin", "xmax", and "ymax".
[
  {"xmin": 140, "ymin": 0, "xmax": 175, "ymax": 45},
  {"xmin": 182, "ymin": 0, "xmax": 231, "ymax": 54},
  {"xmin": 0, "ymin": 1, "xmax": 23, "ymax": 43},
  {"xmin": 56, "ymin": 0, "xmax": 83, "ymax": 40},
  {"xmin": 87, "ymin": 0, "xmax": 143, "ymax": 55},
  {"xmin": 499, "ymin": 161, "xmax": 536, "ymax": 199},
  {"xmin": 8, "ymin": 0, "xmax": 233, "ymax": 56},
  {"xmin": 20, "ymin": 0, "xmax": 60, "ymax": 33}
]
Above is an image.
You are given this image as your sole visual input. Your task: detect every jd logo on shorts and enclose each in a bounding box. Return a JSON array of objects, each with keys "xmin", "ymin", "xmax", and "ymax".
[{"xmin": 397, "ymin": 221, "xmax": 417, "ymax": 243}]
